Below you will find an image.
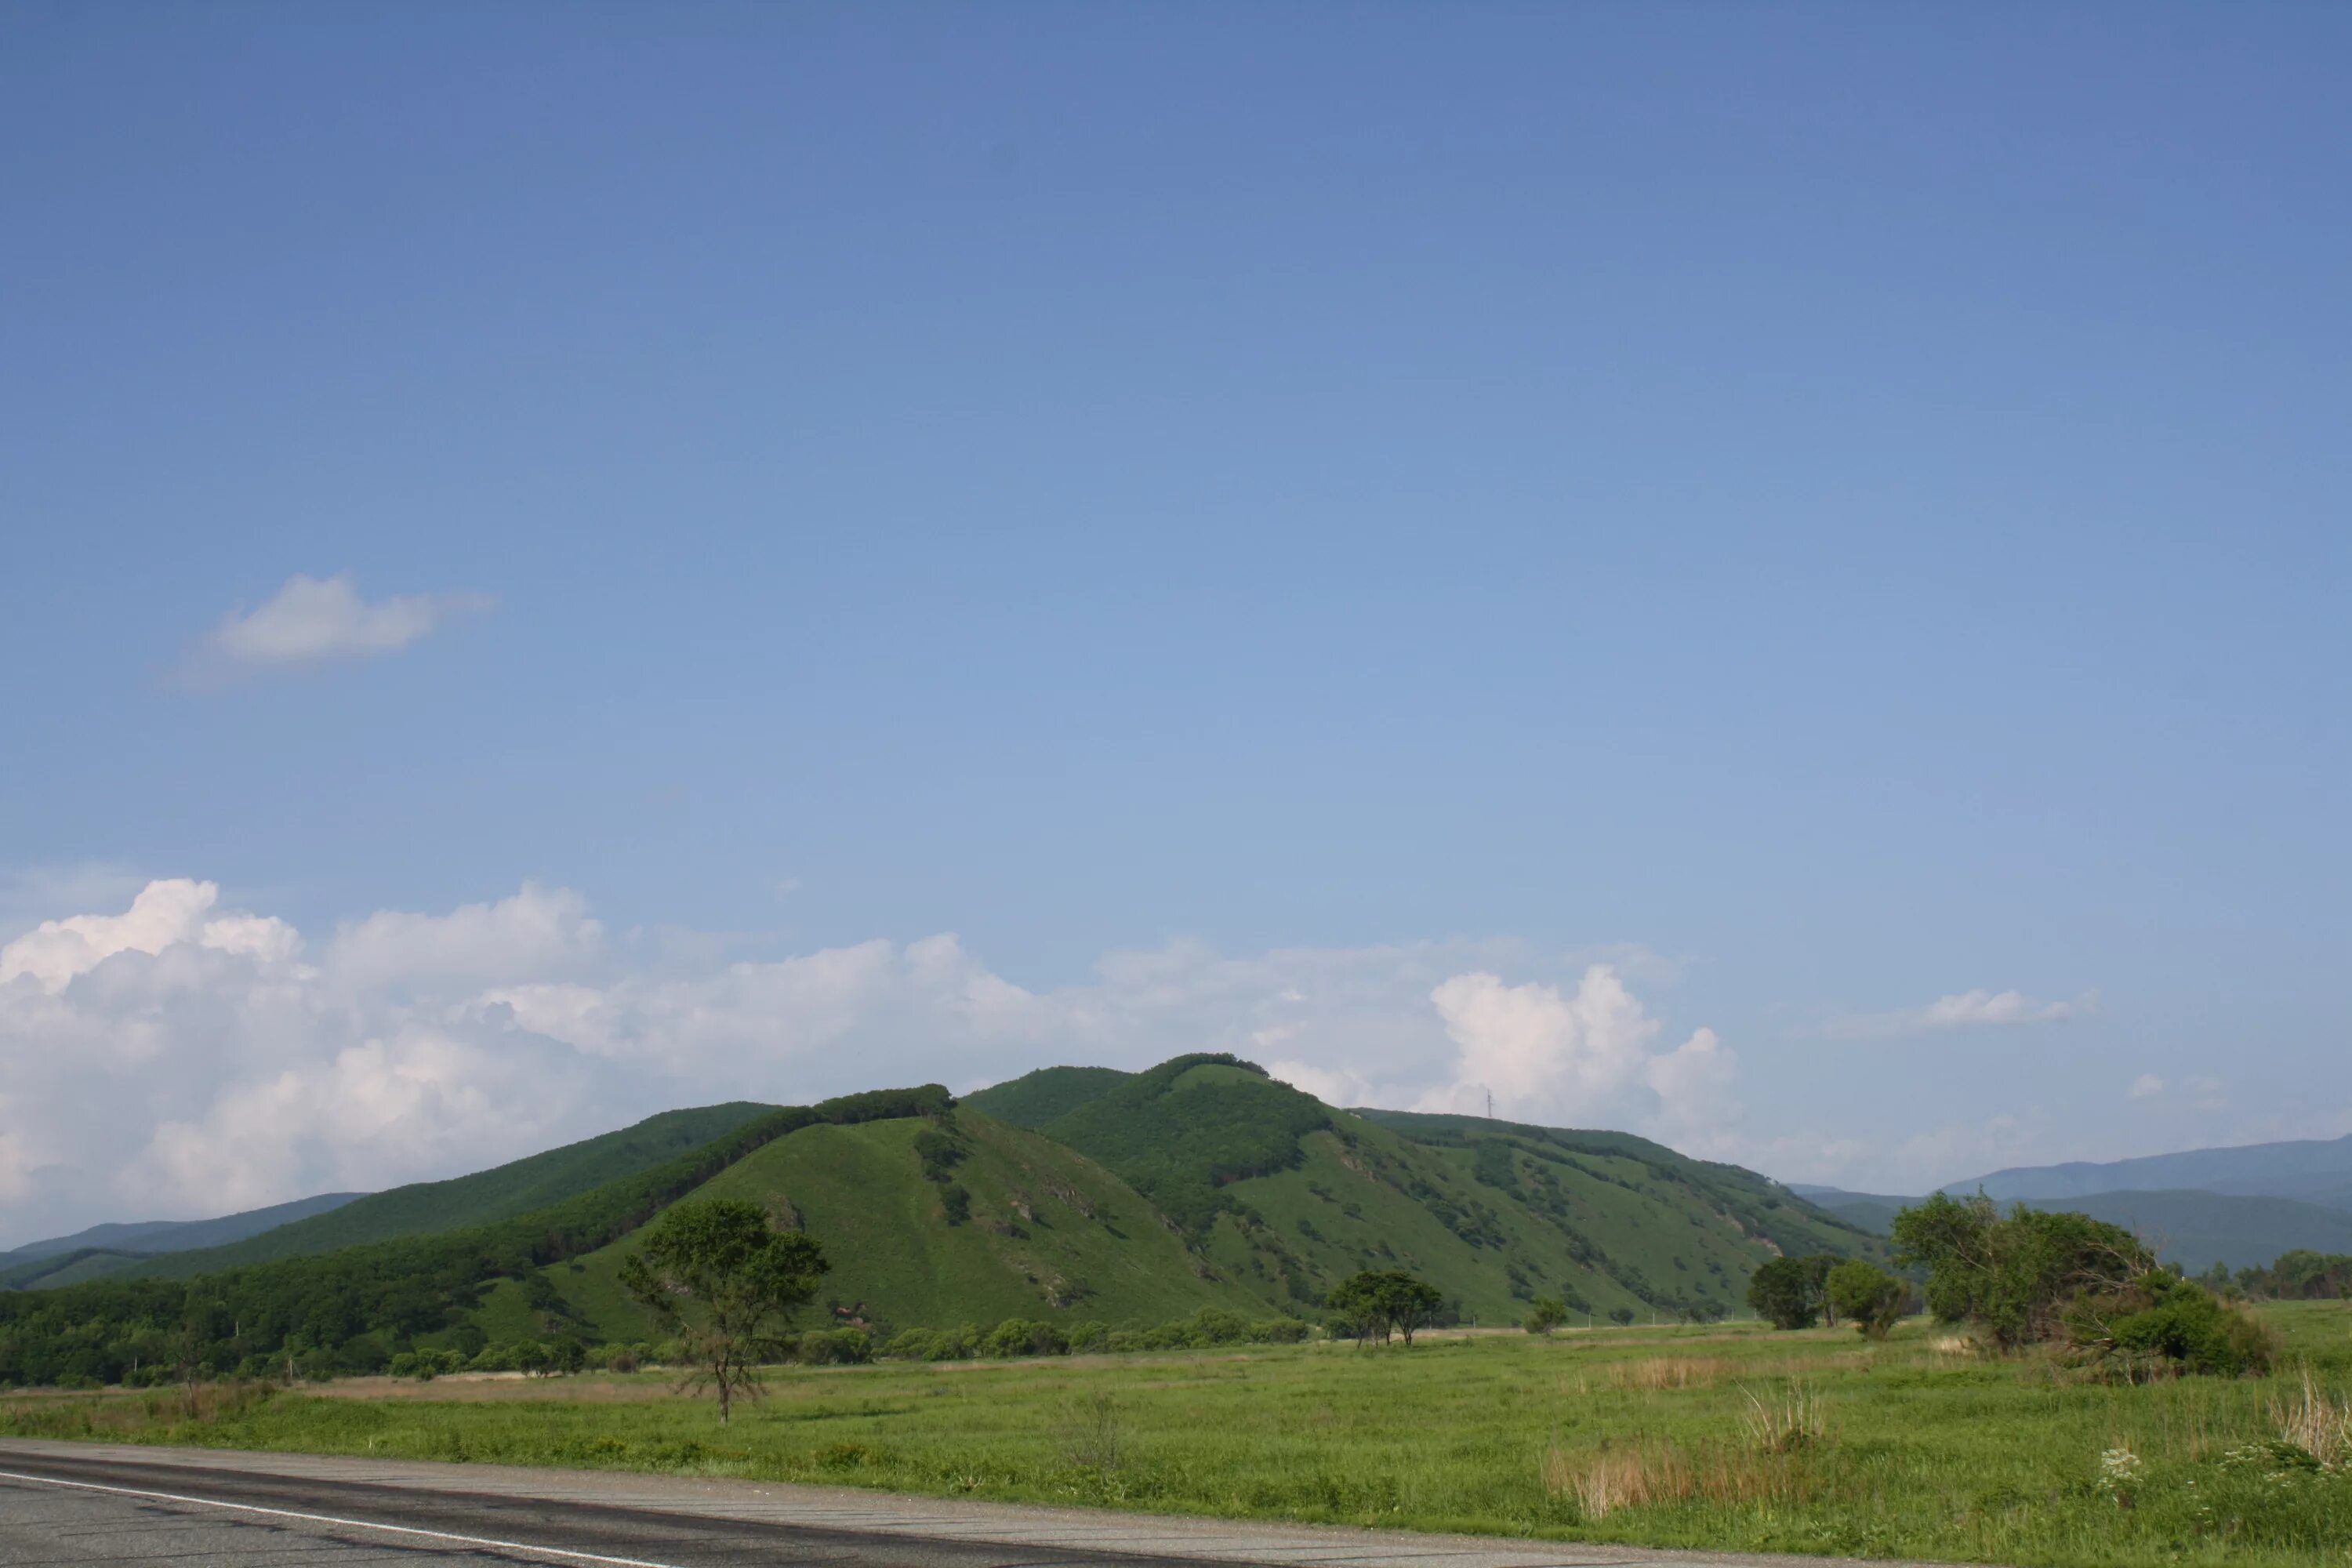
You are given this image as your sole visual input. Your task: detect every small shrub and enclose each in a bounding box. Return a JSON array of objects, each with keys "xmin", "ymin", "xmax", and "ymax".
[
  {"xmin": 1058, "ymin": 1390, "xmax": 1124, "ymax": 1472},
  {"xmin": 1250, "ymin": 1316, "xmax": 1310, "ymax": 1344},
  {"xmin": 2070, "ymin": 1273, "xmax": 2277, "ymax": 1378},
  {"xmin": 800, "ymin": 1327, "xmax": 873, "ymax": 1365}
]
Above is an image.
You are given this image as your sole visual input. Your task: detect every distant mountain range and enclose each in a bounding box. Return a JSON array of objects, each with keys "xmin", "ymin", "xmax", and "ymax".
[
  {"xmin": 0, "ymin": 1192, "xmax": 365, "ymax": 1289},
  {"xmin": 1795, "ymin": 1131, "xmax": 2352, "ymax": 1271},
  {"xmin": 1951, "ymin": 1132, "xmax": 2352, "ymax": 1210}
]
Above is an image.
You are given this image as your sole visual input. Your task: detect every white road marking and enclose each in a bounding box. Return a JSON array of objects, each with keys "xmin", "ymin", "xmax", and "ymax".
[{"xmin": 0, "ymin": 1468, "xmax": 687, "ymax": 1568}]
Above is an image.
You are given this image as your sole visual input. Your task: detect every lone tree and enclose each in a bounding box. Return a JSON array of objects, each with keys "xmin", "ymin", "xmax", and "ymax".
[
  {"xmin": 1327, "ymin": 1270, "xmax": 1446, "ymax": 1346},
  {"xmin": 620, "ymin": 1198, "xmax": 828, "ymax": 1421},
  {"xmin": 1745, "ymin": 1255, "xmax": 1824, "ymax": 1330},
  {"xmin": 1523, "ymin": 1295, "xmax": 1567, "ymax": 1335},
  {"xmin": 1824, "ymin": 1260, "xmax": 1906, "ymax": 1340}
]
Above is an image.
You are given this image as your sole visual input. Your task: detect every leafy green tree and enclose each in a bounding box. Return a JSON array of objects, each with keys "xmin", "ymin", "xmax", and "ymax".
[
  {"xmin": 1328, "ymin": 1269, "xmax": 1445, "ymax": 1346},
  {"xmin": 1891, "ymin": 1191, "xmax": 2151, "ymax": 1349},
  {"xmin": 1606, "ymin": 1305, "xmax": 1635, "ymax": 1326},
  {"xmin": 1824, "ymin": 1260, "xmax": 1905, "ymax": 1340},
  {"xmin": 1745, "ymin": 1256, "xmax": 1822, "ymax": 1330},
  {"xmin": 1523, "ymin": 1295, "xmax": 1566, "ymax": 1335},
  {"xmin": 1377, "ymin": 1273, "xmax": 1444, "ymax": 1345},
  {"xmin": 1326, "ymin": 1272, "xmax": 1389, "ymax": 1345},
  {"xmin": 548, "ymin": 1334, "xmax": 589, "ymax": 1375},
  {"xmin": 619, "ymin": 1198, "xmax": 828, "ymax": 1422}
]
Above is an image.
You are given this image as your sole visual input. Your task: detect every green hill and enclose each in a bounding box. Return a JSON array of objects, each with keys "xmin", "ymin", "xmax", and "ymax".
[
  {"xmin": 513, "ymin": 1106, "xmax": 1265, "ymax": 1343},
  {"xmin": 131, "ymin": 1102, "xmax": 775, "ymax": 1279},
  {"xmin": 962, "ymin": 1065, "xmax": 1133, "ymax": 1129},
  {"xmin": 989, "ymin": 1055, "xmax": 1884, "ymax": 1326}
]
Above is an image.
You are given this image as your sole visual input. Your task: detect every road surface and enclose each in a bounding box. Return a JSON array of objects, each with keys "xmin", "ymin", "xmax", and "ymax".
[{"xmin": 0, "ymin": 1439, "xmax": 1934, "ymax": 1567}]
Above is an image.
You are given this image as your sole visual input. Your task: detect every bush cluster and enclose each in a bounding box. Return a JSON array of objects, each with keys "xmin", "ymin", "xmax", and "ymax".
[
  {"xmin": 387, "ymin": 1336, "xmax": 589, "ymax": 1378},
  {"xmin": 877, "ymin": 1308, "xmax": 1310, "ymax": 1363}
]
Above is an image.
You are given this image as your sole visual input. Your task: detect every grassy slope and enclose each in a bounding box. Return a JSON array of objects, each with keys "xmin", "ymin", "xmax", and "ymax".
[
  {"xmin": 521, "ymin": 1109, "xmax": 1266, "ymax": 1344},
  {"xmin": 134, "ymin": 1102, "xmax": 775, "ymax": 1279},
  {"xmin": 1353, "ymin": 1109, "xmax": 1878, "ymax": 1262},
  {"xmin": 17, "ymin": 1304, "xmax": 2349, "ymax": 1568},
  {"xmin": 961, "ymin": 1067, "xmax": 1132, "ymax": 1129}
]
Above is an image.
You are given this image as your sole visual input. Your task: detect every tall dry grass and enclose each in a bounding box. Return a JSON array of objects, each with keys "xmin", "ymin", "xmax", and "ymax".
[
  {"xmin": 2270, "ymin": 1369, "xmax": 2351, "ymax": 1468},
  {"xmin": 1541, "ymin": 1430, "xmax": 1810, "ymax": 1519}
]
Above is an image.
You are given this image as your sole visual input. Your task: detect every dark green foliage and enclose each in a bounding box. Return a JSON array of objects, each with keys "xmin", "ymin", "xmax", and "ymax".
[
  {"xmin": 938, "ymin": 1183, "xmax": 971, "ymax": 1225},
  {"xmin": 1353, "ymin": 1109, "xmax": 1881, "ymax": 1261},
  {"xmin": 2068, "ymin": 1270, "xmax": 2277, "ymax": 1378},
  {"xmin": 1607, "ymin": 1305, "xmax": 1635, "ymax": 1325},
  {"xmin": 982, "ymin": 1318, "xmax": 1069, "ymax": 1358},
  {"xmin": 1746, "ymin": 1255, "xmax": 1824, "ymax": 1329},
  {"xmin": 1039, "ymin": 1055, "xmax": 1330, "ymax": 1235},
  {"xmin": 912, "ymin": 1124, "xmax": 967, "ymax": 1184},
  {"xmin": 0, "ymin": 1085, "xmax": 944, "ymax": 1389},
  {"xmin": 1824, "ymin": 1259, "xmax": 1906, "ymax": 1339},
  {"xmin": 2238, "ymin": 1250, "xmax": 2352, "ymax": 1300},
  {"xmin": 1471, "ymin": 1139, "xmax": 1522, "ymax": 1196},
  {"xmin": 132, "ymin": 1103, "xmax": 777, "ymax": 1279},
  {"xmin": 619, "ymin": 1198, "xmax": 828, "ymax": 1421},
  {"xmin": 1327, "ymin": 1269, "xmax": 1445, "ymax": 1345},
  {"xmin": 960, "ymin": 1066, "xmax": 1134, "ymax": 1129},
  {"xmin": 1523, "ymin": 1295, "xmax": 1566, "ymax": 1334},
  {"xmin": 1893, "ymin": 1191, "xmax": 2154, "ymax": 1350}
]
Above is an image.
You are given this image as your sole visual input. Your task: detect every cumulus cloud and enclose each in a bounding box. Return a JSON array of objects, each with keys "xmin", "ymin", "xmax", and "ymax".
[
  {"xmin": 1806, "ymin": 987, "xmax": 2095, "ymax": 1042},
  {"xmin": 0, "ymin": 879, "xmax": 300, "ymax": 993},
  {"xmin": 1415, "ymin": 967, "xmax": 1742, "ymax": 1149},
  {"xmin": 0, "ymin": 882, "xmax": 1752, "ymax": 1247},
  {"xmin": 2129, "ymin": 1073, "xmax": 2166, "ymax": 1102},
  {"xmin": 188, "ymin": 573, "xmax": 492, "ymax": 678}
]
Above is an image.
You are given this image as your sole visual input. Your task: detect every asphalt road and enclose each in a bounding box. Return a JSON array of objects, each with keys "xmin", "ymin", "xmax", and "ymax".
[{"xmin": 0, "ymin": 1440, "xmax": 1922, "ymax": 1568}]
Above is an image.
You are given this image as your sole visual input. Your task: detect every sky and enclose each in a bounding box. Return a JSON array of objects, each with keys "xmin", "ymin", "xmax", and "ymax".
[{"xmin": 2, "ymin": 6, "xmax": 2346, "ymax": 1248}]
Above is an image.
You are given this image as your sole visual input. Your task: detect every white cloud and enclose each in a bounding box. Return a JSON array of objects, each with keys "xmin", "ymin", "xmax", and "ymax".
[
  {"xmin": 1806, "ymin": 987, "xmax": 2095, "ymax": 1042},
  {"xmin": 2129, "ymin": 1073, "xmax": 2166, "ymax": 1102},
  {"xmin": 1414, "ymin": 966, "xmax": 1743, "ymax": 1149},
  {"xmin": 190, "ymin": 573, "xmax": 492, "ymax": 677},
  {"xmin": 0, "ymin": 879, "xmax": 300, "ymax": 993},
  {"xmin": 328, "ymin": 883, "xmax": 601, "ymax": 991}
]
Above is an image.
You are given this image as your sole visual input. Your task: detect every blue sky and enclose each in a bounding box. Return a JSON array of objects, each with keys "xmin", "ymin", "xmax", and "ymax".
[{"xmin": 2, "ymin": 7, "xmax": 2345, "ymax": 1241}]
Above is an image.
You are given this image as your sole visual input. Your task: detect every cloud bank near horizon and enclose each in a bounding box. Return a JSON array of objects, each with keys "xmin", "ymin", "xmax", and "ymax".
[{"xmin": 0, "ymin": 877, "xmax": 2116, "ymax": 1247}]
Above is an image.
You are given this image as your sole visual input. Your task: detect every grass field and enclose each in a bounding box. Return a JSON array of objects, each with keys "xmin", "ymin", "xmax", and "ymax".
[{"xmin": 8, "ymin": 1307, "xmax": 2351, "ymax": 1566}]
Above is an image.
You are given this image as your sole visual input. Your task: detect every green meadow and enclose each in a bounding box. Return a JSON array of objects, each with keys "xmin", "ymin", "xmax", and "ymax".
[{"xmin": 9, "ymin": 1305, "xmax": 2352, "ymax": 1567}]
